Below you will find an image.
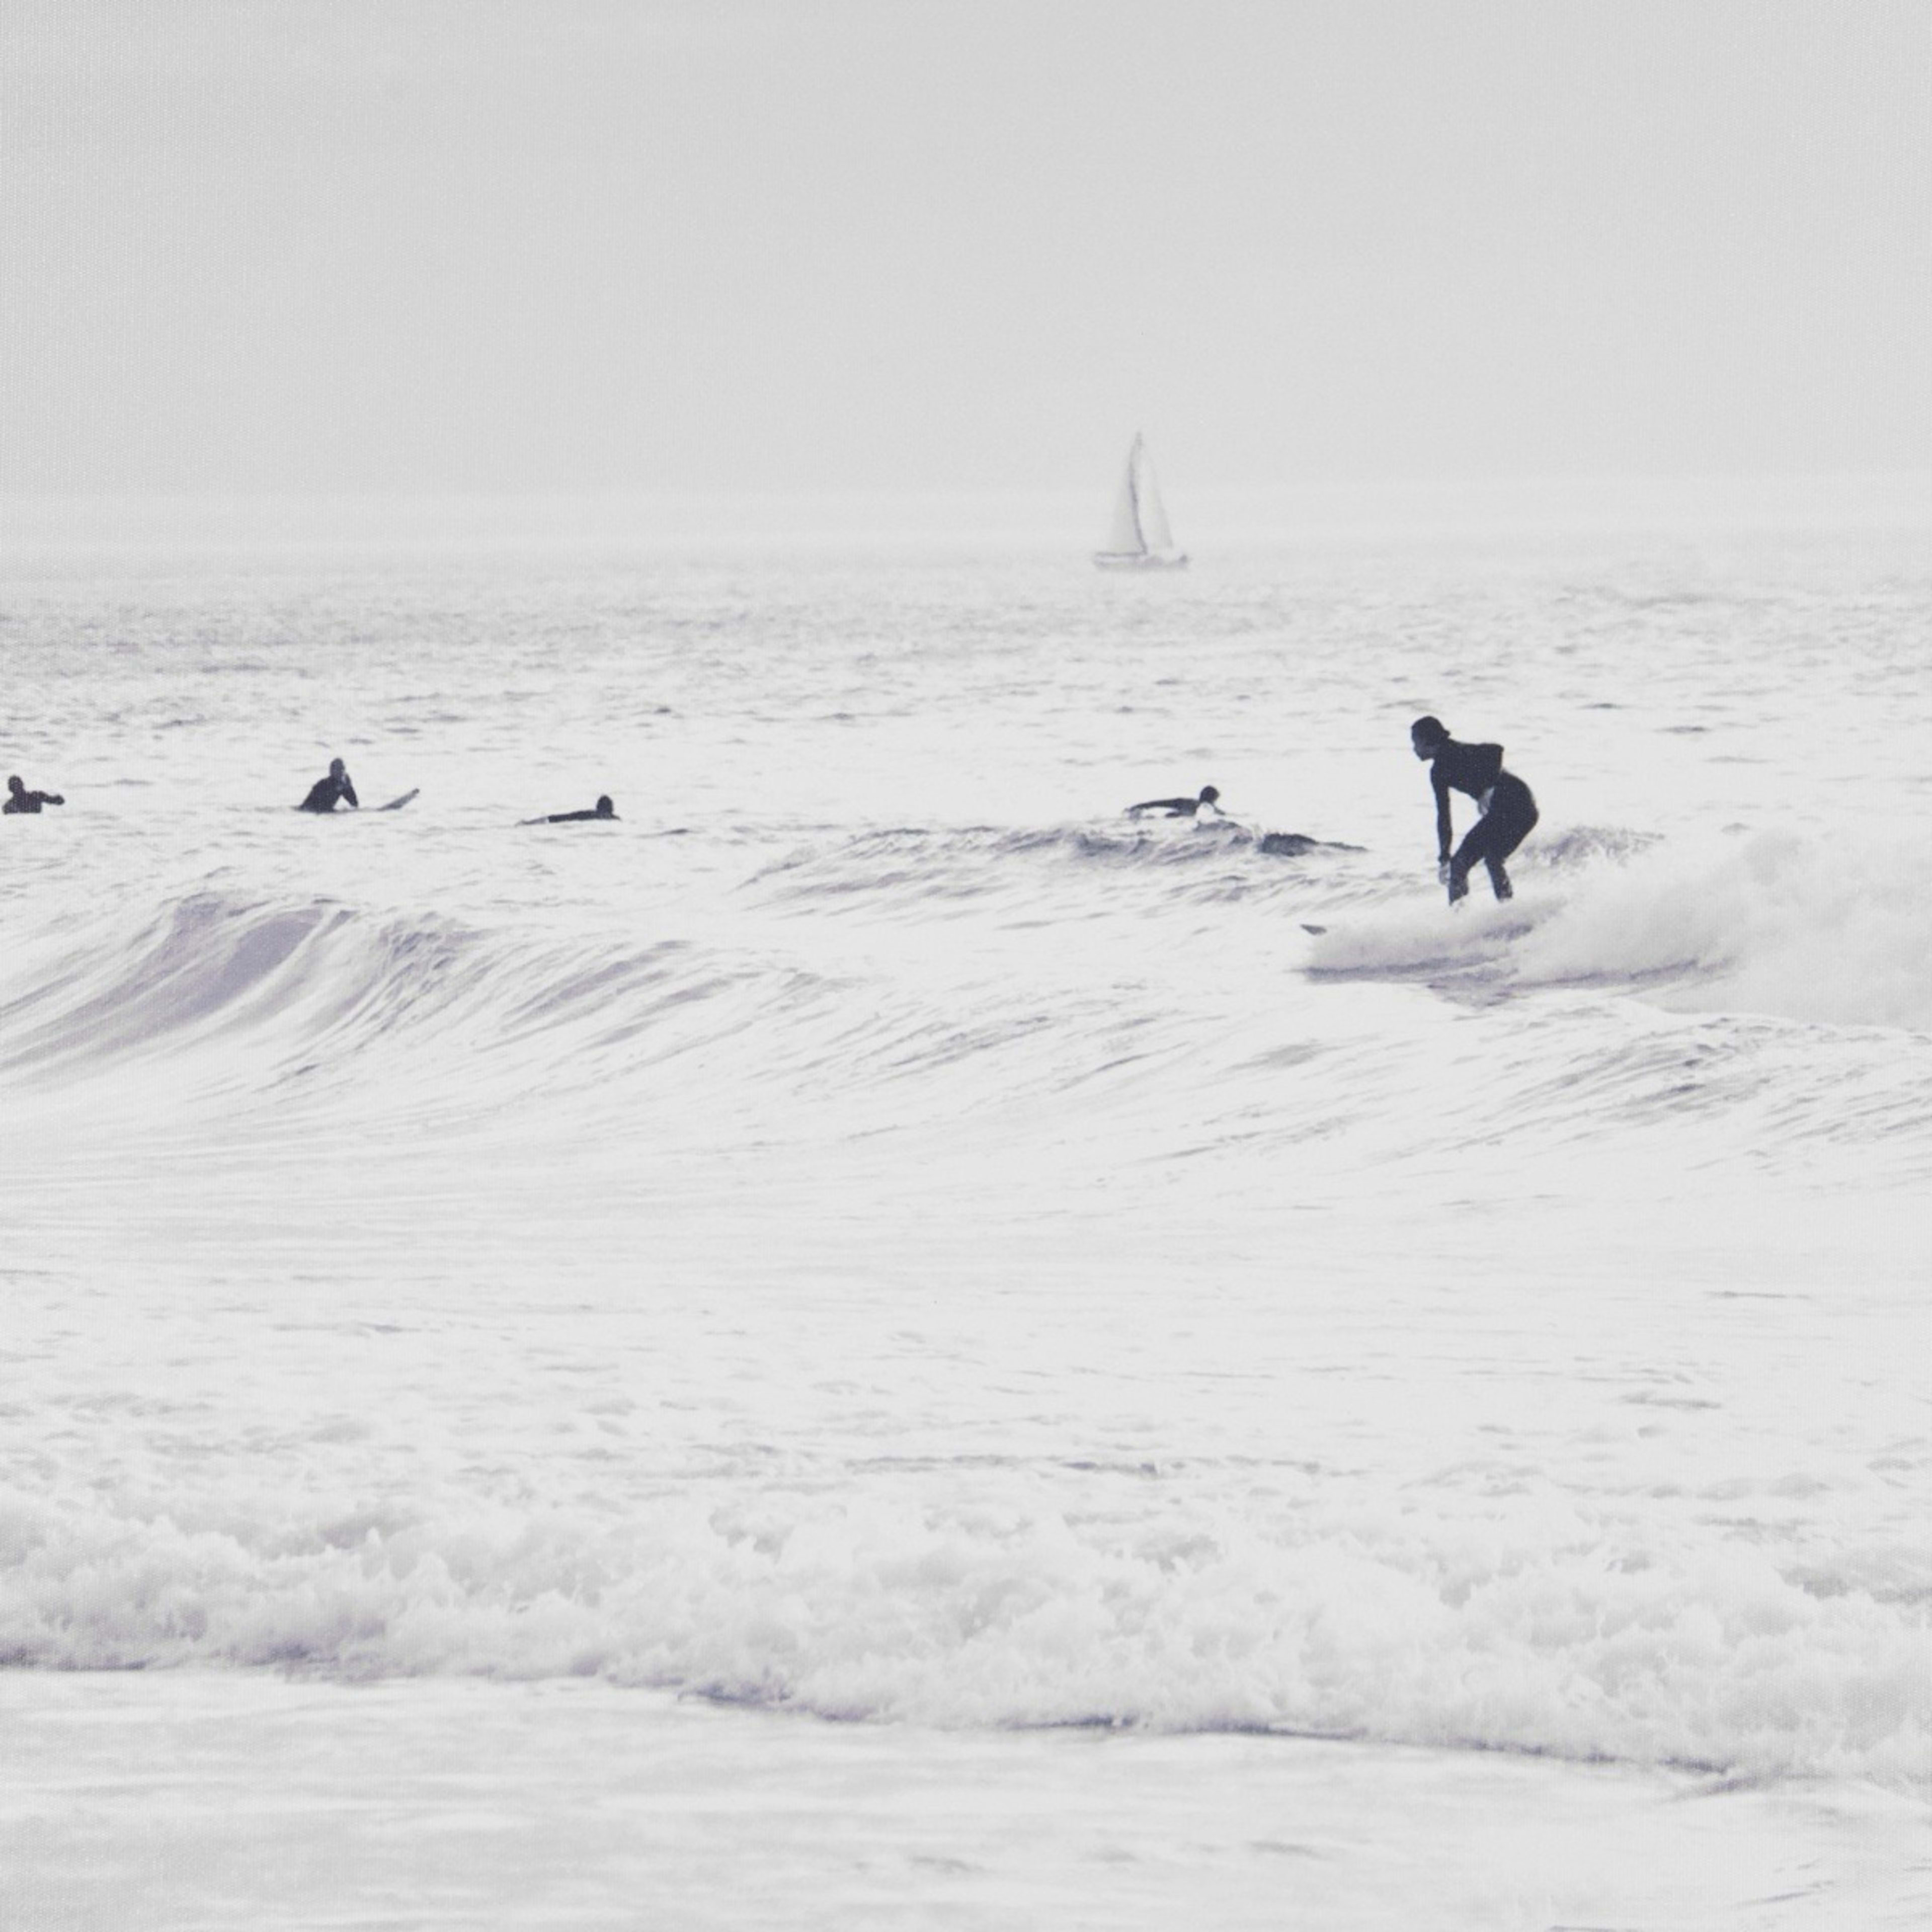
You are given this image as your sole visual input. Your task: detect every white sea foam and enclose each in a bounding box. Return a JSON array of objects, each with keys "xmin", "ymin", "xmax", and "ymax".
[
  {"xmin": 1308, "ymin": 828, "xmax": 1932, "ymax": 1034},
  {"xmin": 4, "ymin": 1458, "xmax": 1924, "ymax": 1782},
  {"xmin": 1511, "ymin": 829, "xmax": 1932, "ymax": 1031}
]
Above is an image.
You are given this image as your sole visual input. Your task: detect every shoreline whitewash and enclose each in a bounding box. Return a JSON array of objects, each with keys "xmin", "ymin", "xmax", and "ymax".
[
  {"xmin": 3, "ymin": 515, "xmax": 1927, "ymax": 1924},
  {"xmin": 5, "ymin": 1676, "xmax": 1922, "ymax": 1931}
]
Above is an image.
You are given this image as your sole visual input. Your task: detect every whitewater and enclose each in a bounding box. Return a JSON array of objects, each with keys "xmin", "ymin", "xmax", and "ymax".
[{"xmin": 2, "ymin": 497, "xmax": 1927, "ymax": 1928}]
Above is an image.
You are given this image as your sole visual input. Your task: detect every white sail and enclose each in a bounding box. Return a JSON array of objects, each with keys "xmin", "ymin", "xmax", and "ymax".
[
  {"xmin": 1135, "ymin": 443, "xmax": 1176, "ymax": 556},
  {"xmin": 1093, "ymin": 432, "xmax": 1187, "ymax": 569},
  {"xmin": 1103, "ymin": 435, "xmax": 1145, "ymax": 555}
]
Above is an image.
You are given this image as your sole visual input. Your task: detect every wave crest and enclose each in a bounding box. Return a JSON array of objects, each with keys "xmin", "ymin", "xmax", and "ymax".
[{"xmin": 0, "ymin": 889, "xmax": 720, "ymax": 1107}]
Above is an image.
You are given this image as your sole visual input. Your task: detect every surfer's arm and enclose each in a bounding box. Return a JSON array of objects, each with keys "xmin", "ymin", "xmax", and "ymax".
[
  {"xmin": 341, "ymin": 779, "xmax": 360, "ymax": 809},
  {"xmin": 1431, "ymin": 768, "xmax": 1452, "ymax": 861}
]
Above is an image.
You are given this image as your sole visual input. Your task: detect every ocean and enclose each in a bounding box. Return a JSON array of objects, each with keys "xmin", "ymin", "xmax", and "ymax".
[{"xmin": 2, "ymin": 491, "xmax": 1927, "ymax": 1927}]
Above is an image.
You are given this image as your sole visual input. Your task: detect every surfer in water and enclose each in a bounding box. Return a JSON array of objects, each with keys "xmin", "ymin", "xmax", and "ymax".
[
  {"xmin": 4, "ymin": 775, "xmax": 65, "ymax": 815},
  {"xmin": 1126, "ymin": 784, "xmax": 1222, "ymax": 820},
  {"xmin": 297, "ymin": 758, "xmax": 359, "ymax": 814},
  {"xmin": 1411, "ymin": 716, "xmax": 1538, "ymax": 904},
  {"xmin": 522, "ymin": 795, "xmax": 617, "ymax": 825}
]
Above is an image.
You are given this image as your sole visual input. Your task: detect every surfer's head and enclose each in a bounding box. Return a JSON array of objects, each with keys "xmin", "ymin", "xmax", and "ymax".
[
  {"xmin": 595, "ymin": 795, "xmax": 614, "ymax": 817},
  {"xmin": 1410, "ymin": 716, "xmax": 1447, "ymax": 759},
  {"xmin": 6, "ymin": 776, "xmax": 21, "ymax": 797},
  {"xmin": 329, "ymin": 757, "xmax": 346, "ymax": 779},
  {"xmin": 1198, "ymin": 785, "xmax": 1220, "ymax": 805}
]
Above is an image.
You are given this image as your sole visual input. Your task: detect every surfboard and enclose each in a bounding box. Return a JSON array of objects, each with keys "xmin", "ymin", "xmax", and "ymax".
[{"xmin": 377, "ymin": 789, "xmax": 419, "ymax": 812}]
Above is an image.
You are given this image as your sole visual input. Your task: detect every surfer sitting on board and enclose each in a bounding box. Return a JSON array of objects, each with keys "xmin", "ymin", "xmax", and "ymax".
[
  {"xmin": 1410, "ymin": 716, "xmax": 1538, "ymax": 904},
  {"xmin": 4, "ymin": 775, "xmax": 65, "ymax": 815},
  {"xmin": 297, "ymin": 758, "xmax": 359, "ymax": 814},
  {"xmin": 1126, "ymin": 784, "xmax": 1222, "ymax": 820},
  {"xmin": 522, "ymin": 795, "xmax": 617, "ymax": 825}
]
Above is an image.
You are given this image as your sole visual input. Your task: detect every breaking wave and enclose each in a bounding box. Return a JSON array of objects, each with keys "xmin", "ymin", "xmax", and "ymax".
[
  {"xmin": 3, "ymin": 1462, "xmax": 1924, "ymax": 1783},
  {"xmin": 1310, "ymin": 828, "xmax": 1932, "ymax": 1034}
]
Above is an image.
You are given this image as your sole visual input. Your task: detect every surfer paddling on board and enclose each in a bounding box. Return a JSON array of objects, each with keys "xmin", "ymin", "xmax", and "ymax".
[
  {"xmin": 4, "ymin": 775, "xmax": 65, "ymax": 815},
  {"xmin": 1410, "ymin": 717, "xmax": 1538, "ymax": 904},
  {"xmin": 1126, "ymin": 784, "xmax": 1223, "ymax": 820},
  {"xmin": 521, "ymin": 795, "xmax": 617, "ymax": 825}
]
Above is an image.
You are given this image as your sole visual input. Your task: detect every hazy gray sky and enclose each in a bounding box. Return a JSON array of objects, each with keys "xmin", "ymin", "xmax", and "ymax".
[{"xmin": 3, "ymin": 0, "xmax": 1927, "ymax": 495}]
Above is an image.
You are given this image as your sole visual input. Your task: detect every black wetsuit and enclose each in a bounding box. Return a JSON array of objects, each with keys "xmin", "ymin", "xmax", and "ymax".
[
  {"xmin": 1427, "ymin": 740, "xmax": 1538, "ymax": 901},
  {"xmin": 1128, "ymin": 796, "xmax": 1218, "ymax": 819},
  {"xmin": 3, "ymin": 788, "xmax": 63, "ymax": 815},
  {"xmin": 299, "ymin": 772, "xmax": 359, "ymax": 813},
  {"xmin": 542, "ymin": 808, "xmax": 616, "ymax": 823}
]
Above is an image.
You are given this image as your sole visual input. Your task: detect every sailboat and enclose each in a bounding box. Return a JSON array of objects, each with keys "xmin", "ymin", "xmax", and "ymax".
[{"xmin": 1093, "ymin": 432, "xmax": 1188, "ymax": 570}]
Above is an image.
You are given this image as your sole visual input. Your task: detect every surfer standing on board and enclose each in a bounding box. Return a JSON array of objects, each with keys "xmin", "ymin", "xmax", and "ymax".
[
  {"xmin": 1410, "ymin": 716, "xmax": 1538, "ymax": 904},
  {"xmin": 297, "ymin": 758, "xmax": 359, "ymax": 814},
  {"xmin": 1126, "ymin": 784, "xmax": 1223, "ymax": 820},
  {"xmin": 4, "ymin": 775, "xmax": 65, "ymax": 815}
]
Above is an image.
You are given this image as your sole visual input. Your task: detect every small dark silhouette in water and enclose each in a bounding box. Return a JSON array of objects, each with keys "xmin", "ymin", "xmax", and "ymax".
[
  {"xmin": 523, "ymin": 794, "xmax": 617, "ymax": 825},
  {"xmin": 298, "ymin": 758, "xmax": 359, "ymax": 813},
  {"xmin": 1410, "ymin": 715, "xmax": 1539, "ymax": 904},
  {"xmin": 4, "ymin": 775, "xmax": 65, "ymax": 815},
  {"xmin": 1259, "ymin": 830, "xmax": 1364, "ymax": 858},
  {"xmin": 1126, "ymin": 784, "xmax": 1222, "ymax": 819}
]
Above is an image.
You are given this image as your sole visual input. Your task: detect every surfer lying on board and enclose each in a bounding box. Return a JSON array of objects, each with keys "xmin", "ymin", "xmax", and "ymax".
[
  {"xmin": 1410, "ymin": 716, "xmax": 1538, "ymax": 904},
  {"xmin": 297, "ymin": 758, "xmax": 359, "ymax": 813},
  {"xmin": 1126, "ymin": 784, "xmax": 1222, "ymax": 819},
  {"xmin": 521, "ymin": 795, "xmax": 617, "ymax": 825},
  {"xmin": 4, "ymin": 775, "xmax": 65, "ymax": 815}
]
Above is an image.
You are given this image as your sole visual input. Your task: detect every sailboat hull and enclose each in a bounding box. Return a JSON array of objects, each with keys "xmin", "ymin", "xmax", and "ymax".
[{"xmin": 1092, "ymin": 551, "xmax": 1189, "ymax": 571}]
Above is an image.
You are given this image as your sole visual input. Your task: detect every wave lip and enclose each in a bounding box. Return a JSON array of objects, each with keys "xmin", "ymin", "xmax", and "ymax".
[{"xmin": 0, "ymin": 888, "xmax": 735, "ymax": 1117}]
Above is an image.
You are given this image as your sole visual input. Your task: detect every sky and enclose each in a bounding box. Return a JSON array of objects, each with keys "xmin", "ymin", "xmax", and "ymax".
[{"xmin": 2, "ymin": 0, "xmax": 1928, "ymax": 497}]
